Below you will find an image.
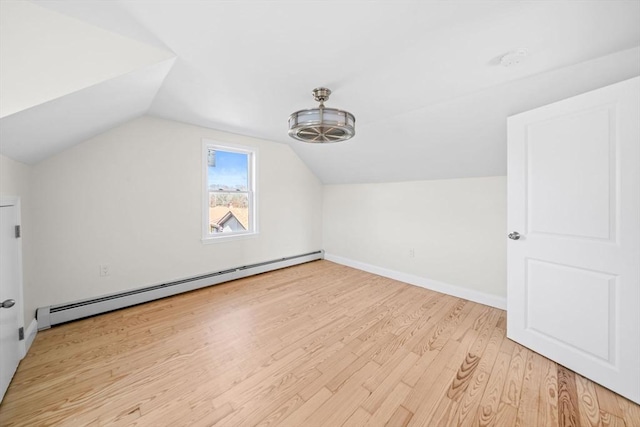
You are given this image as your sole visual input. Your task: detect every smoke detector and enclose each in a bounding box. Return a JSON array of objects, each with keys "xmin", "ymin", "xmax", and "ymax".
[{"xmin": 500, "ymin": 48, "xmax": 529, "ymax": 67}]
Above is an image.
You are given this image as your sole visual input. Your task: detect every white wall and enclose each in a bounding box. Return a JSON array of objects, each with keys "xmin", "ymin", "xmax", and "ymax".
[
  {"xmin": 0, "ymin": 154, "xmax": 33, "ymax": 327},
  {"xmin": 323, "ymin": 177, "xmax": 507, "ymax": 306},
  {"xmin": 0, "ymin": 155, "xmax": 30, "ymax": 196},
  {"xmin": 26, "ymin": 116, "xmax": 323, "ymax": 324}
]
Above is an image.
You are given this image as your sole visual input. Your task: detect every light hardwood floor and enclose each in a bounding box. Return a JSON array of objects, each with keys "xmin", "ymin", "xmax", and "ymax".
[{"xmin": 1, "ymin": 260, "xmax": 639, "ymax": 426}]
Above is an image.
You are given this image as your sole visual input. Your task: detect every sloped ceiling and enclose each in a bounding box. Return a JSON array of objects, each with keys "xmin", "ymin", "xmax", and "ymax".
[
  {"xmin": 0, "ymin": 1, "xmax": 175, "ymax": 163},
  {"xmin": 1, "ymin": 1, "xmax": 639, "ymax": 183}
]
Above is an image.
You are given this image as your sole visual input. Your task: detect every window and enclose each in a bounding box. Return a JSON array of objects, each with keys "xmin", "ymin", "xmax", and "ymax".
[{"xmin": 203, "ymin": 141, "xmax": 256, "ymax": 240}]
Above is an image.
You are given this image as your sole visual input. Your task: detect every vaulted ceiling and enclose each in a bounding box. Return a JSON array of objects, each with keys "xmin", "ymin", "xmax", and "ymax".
[{"xmin": 1, "ymin": 1, "xmax": 639, "ymax": 183}]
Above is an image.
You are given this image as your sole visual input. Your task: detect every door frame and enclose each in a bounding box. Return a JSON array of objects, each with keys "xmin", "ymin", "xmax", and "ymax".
[{"xmin": 0, "ymin": 196, "xmax": 25, "ymax": 357}]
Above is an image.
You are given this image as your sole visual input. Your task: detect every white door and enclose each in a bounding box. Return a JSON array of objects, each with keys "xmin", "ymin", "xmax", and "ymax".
[
  {"xmin": 507, "ymin": 77, "xmax": 640, "ymax": 404},
  {"xmin": 0, "ymin": 200, "xmax": 22, "ymax": 402}
]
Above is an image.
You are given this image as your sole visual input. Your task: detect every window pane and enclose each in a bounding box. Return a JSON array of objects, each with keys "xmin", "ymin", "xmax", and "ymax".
[
  {"xmin": 204, "ymin": 143, "xmax": 255, "ymax": 239},
  {"xmin": 207, "ymin": 149, "xmax": 248, "ymax": 191},
  {"xmin": 209, "ymin": 192, "xmax": 249, "ymax": 234}
]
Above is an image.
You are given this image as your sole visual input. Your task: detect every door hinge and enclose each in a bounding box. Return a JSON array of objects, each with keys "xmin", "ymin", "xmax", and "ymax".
[
  {"xmin": 18, "ymin": 327, "xmax": 24, "ymax": 340},
  {"xmin": 15, "ymin": 225, "xmax": 21, "ymax": 238}
]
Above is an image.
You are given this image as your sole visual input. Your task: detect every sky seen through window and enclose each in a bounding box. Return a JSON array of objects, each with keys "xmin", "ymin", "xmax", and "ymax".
[{"xmin": 208, "ymin": 149, "xmax": 248, "ymax": 191}]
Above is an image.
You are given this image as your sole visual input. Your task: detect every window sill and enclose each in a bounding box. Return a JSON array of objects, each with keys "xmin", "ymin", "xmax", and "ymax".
[{"xmin": 201, "ymin": 231, "xmax": 259, "ymax": 244}]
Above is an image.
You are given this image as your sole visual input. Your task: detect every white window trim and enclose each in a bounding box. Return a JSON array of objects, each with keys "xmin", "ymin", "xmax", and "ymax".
[{"xmin": 201, "ymin": 139, "xmax": 258, "ymax": 243}]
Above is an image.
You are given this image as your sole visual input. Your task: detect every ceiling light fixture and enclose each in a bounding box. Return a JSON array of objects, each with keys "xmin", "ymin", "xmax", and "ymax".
[{"xmin": 288, "ymin": 87, "xmax": 355, "ymax": 143}]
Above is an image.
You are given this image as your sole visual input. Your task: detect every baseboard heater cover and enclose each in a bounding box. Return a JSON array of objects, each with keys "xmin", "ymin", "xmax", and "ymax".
[{"xmin": 36, "ymin": 250, "xmax": 324, "ymax": 330}]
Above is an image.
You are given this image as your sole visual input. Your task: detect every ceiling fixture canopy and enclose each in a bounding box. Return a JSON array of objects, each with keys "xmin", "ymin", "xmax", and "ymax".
[{"xmin": 288, "ymin": 87, "xmax": 355, "ymax": 143}]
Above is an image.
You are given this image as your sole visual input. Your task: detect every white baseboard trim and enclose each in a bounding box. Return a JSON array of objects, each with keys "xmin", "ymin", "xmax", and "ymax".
[
  {"xmin": 324, "ymin": 253, "xmax": 507, "ymax": 310},
  {"xmin": 21, "ymin": 318, "xmax": 38, "ymax": 358}
]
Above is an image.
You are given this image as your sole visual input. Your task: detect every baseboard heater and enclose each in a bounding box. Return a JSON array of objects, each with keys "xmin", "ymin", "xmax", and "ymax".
[{"xmin": 36, "ymin": 250, "xmax": 324, "ymax": 330}]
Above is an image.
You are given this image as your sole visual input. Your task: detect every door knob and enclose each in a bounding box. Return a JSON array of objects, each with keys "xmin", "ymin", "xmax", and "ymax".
[
  {"xmin": 1, "ymin": 299, "xmax": 15, "ymax": 309},
  {"xmin": 508, "ymin": 231, "xmax": 521, "ymax": 240}
]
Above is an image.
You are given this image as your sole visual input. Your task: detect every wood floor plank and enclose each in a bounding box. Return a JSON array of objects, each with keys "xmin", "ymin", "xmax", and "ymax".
[
  {"xmin": 402, "ymin": 339, "xmax": 459, "ymax": 412},
  {"xmin": 477, "ymin": 326, "xmax": 505, "ymax": 374},
  {"xmin": 575, "ymin": 373, "xmax": 601, "ymax": 427},
  {"xmin": 452, "ymin": 334, "xmax": 504, "ymax": 426},
  {"xmin": 1, "ymin": 260, "xmax": 638, "ymax": 426},
  {"xmin": 515, "ymin": 349, "xmax": 544, "ymax": 426},
  {"xmin": 406, "ymin": 367, "xmax": 458, "ymax": 426},
  {"xmin": 557, "ymin": 364, "xmax": 581, "ymax": 427},
  {"xmin": 189, "ymin": 403, "xmax": 234, "ymax": 427},
  {"xmin": 365, "ymin": 381, "xmax": 412, "ymax": 425},
  {"xmin": 414, "ymin": 298, "xmax": 470, "ymax": 353},
  {"xmin": 212, "ymin": 367, "xmax": 321, "ymax": 426},
  {"xmin": 427, "ymin": 393, "xmax": 459, "ymax": 426},
  {"xmin": 400, "ymin": 347, "xmax": 441, "ymax": 387},
  {"xmin": 594, "ymin": 383, "xmax": 624, "ymax": 418},
  {"xmin": 324, "ymin": 353, "xmax": 379, "ymax": 394},
  {"xmin": 384, "ymin": 405, "xmax": 413, "ymax": 427},
  {"xmin": 278, "ymin": 390, "xmax": 332, "ymax": 427},
  {"xmin": 363, "ymin": 349, "xmax": 413, "ymax": 393},
  {"xmin": 494, "ymin": 400, "xmax": 519, "ymax": 426},
  {"xmin": 476, "ymin": 351, "xmax": 510, "ymax": 426},
  {"xmin": 501, "ymin": 344, "xmax": 529, "ymax": 408},
  {"xmin": 453, "ymin": 369, "xmax": 491, "ymax": 426},
  {"xmin": 598, "ymin": 410, "xmax": 627, "ymax": 427},
  {"xmin": 360, "ymin": 351, "xmax": 419, "ymax": 413},
  {"xmin": 304, "ymin": 362, "xmax": 378, "ymax": 426},
  {"xmin": 447, "ymin": 352, "xmax": 482, "ymax": 401},
  {"xmin": 341, "ymin": 407, "xmax": 371, "ymax": 427},
  {"xmin": 298, "ymin": 351, "xmax": 358, "ymax": 400},
  {"xmin": 538, "ymin": 356, "xmax": 559, "ymax": 427},
  {"xmin": 450, "ymin": 304, "xmax": 494, "ymax": 342},
  {"xmin": 614, "ymin": 393, "xmax": 640, "ymax": 427}
]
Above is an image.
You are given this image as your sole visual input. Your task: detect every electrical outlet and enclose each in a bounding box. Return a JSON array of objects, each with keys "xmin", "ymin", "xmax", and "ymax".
[
  {"xmin": 99, "ymin": 264, "xmax": 110, "ymax": 277},
  {"xmin": 409, "ymin": 248, "xmax": 415, "ymax": 258}
]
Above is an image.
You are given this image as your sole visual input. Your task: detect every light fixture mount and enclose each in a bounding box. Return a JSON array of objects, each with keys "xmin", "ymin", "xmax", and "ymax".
[
  {"xmin": 312, "ymin": 87, "xmax": 331, "ymax": 103},
  {"xmin": 288, "ymin": 87, "xmax": 355, "ymax": 143}
]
